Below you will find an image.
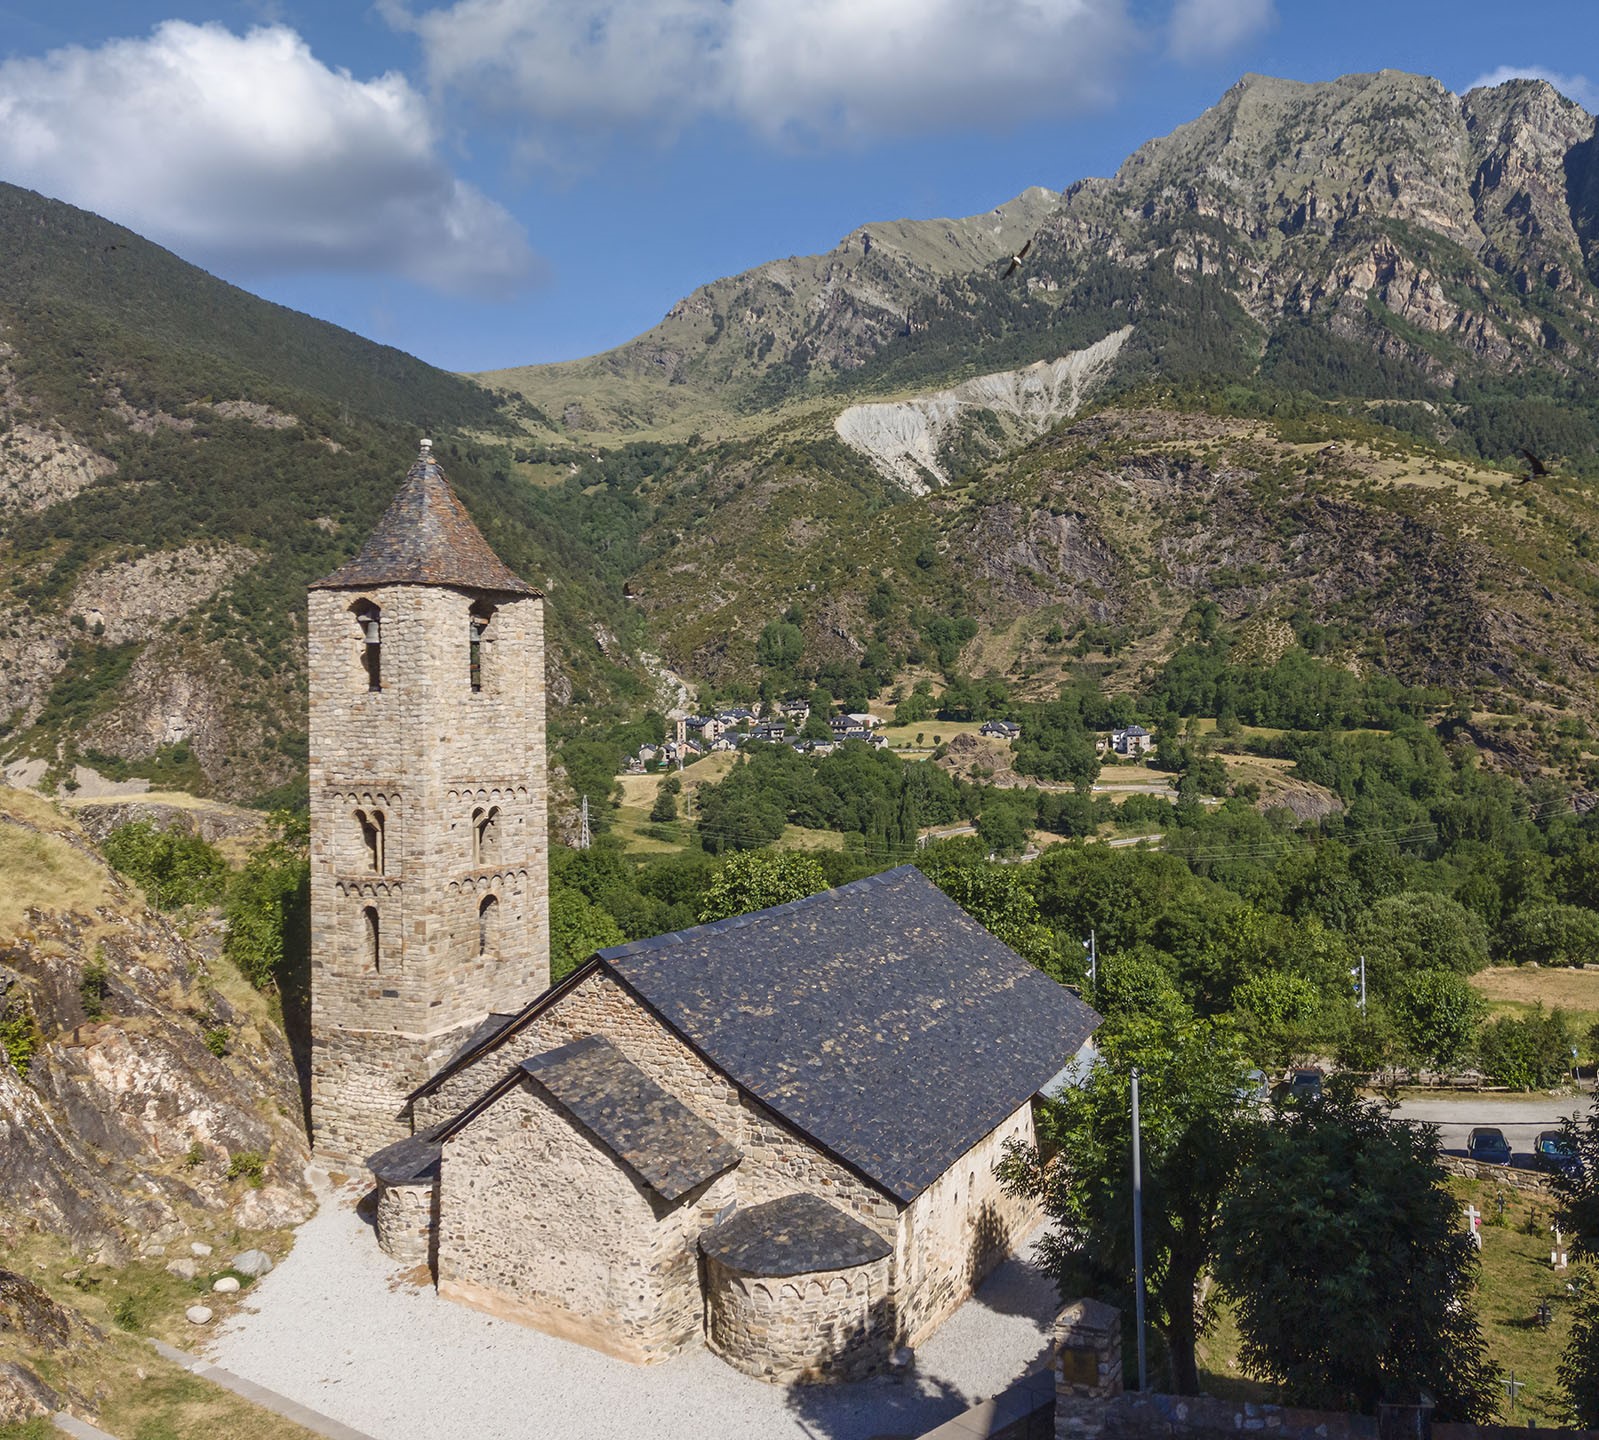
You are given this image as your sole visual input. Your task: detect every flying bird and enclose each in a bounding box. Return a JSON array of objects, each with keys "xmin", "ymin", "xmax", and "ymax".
[
  {"xmin": 1518, "ymin": 448, "xmax": 1551, "ymax": 484},
  {"xmin": 1002, "ymin": 239, "xmax": 1032, "ymax": 280}
]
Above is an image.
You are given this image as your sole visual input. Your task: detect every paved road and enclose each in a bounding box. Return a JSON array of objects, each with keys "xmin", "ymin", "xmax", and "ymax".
[{"xmin": 1393, "ymin": 1093, "xmax": 1592, "ymax": 1163}]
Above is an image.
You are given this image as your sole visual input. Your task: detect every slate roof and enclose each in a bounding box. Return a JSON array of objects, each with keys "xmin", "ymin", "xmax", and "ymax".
[
  {"xmin": 700, "ymin": 1194, "xmax": 892, "ymax": 1276},
  {"xmin": 522, "ymin": 1034, "xmax": 741, "ymax": 1204},
  {"xmin": 440, "ymin": 1012, "xmax": 517, "ymax": 1073},
  {"xmin": 310, "ymin": 444, "xmax": 539, "ymax": 595},
  {"xmin": 597, "ymin": 866, "xmax": 1099, "ymax": 1204},
  {"xmin": 368, "ymin": 1119, "xmax": 448, "ymax": 1185}
]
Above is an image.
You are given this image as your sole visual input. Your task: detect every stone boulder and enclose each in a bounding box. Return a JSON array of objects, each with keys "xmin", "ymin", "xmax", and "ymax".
[{"xmin": 0, "ymin": 1360, "xmax": 59, "ymax": 1425}]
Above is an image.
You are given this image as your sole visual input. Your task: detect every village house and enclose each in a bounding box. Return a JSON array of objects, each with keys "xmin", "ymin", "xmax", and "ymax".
[
  {"xmin": 309, "ymin": 443, "xmax": 1099, "ymax": 1386},
  {"xmin": 979, "ymin": 720, "xmax": 1022, "ymax": 740},
  {"xmin": 1110, "ymin": 724, "xmax": 1153, "ymax": 756}
]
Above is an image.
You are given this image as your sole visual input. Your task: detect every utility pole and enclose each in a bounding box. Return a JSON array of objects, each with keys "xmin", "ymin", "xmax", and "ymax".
[
  {"xmin": 578, "ymin": 794, "xmax": 591, "ymax": 851},
  {"xmin": 1350, "ymin": 954, "xmax": 1366, "ymax": 1015},
  {"xmin": 1082, "ymin": 929, "xmax": 1097, "ymax": 991},
  {"xmin": 1130, "ymin": 1065, "xmax": 1148, "ymax": 1392}
]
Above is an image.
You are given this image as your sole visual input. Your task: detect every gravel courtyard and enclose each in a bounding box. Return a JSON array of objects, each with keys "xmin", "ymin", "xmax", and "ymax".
[{"xmin": 208, "ymin": 1169, "xmax": 1060, "ymax": 1440}]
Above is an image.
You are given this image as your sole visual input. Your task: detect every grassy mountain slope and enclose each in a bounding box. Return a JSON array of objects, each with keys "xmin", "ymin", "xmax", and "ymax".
[
  {"xmin": 0, "ymin": 187, "xmax": 657, "ymax": 803},
  {"xmin": 9, "ymin": 70, "xmax": 1599, "ymax": 806}
]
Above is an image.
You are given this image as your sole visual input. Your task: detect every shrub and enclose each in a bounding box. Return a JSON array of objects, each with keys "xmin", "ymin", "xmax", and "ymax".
[
  {"xmin": 103, "ymin": 821, "xmax": 227, "ymax": 910},
  {"xmin": 0, "ymin": 999, "xmax": 40, "ymax": 1076},
  {"xmin": 226, "ymin": 1151, "xmax": 266, "ymax": 1186},
  {"xmin": 203, "ymin": 1027, "xmax": 229, "ymax": 1058},
  {"xmin": 1476, "ymin": 1005, "xmax": 1574, "ymax": 1090},
  {"xmin": 79, "ymin": 951, "xmax": 109, "ymax": 1019}
]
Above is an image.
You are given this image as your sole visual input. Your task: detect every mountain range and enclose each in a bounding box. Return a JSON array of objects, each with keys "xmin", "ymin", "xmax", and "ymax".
[{"xmin": 5, "ymin": 68, "xmax": 1599, "ymax": 804}]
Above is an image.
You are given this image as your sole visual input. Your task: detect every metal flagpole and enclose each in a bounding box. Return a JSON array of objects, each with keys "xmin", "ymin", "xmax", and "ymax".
[{"xmin": 1131, "ymin": 1065, "xmax": 1148, "ymax": 1391}]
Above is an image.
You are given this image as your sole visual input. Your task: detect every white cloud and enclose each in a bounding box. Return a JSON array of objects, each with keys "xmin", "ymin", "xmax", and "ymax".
[
  {"xmin": 1167, "ymin": 0, "xmax": 1275, "ymax": 65},
  {"xmin": 0, "ymin": 21, "xmax": 536, "ymax": 296},
  {"xmin": 1465, "ymin": 65, "xmax": 1599, "ymax": 113},
  {"xmin": 397, "ymin": 0, "xmax": 1141, "ymax": 145}
]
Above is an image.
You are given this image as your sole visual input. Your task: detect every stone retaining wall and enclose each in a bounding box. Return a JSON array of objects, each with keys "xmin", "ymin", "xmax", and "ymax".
[{"xmin": 1438, "ymin": 1157, "xmax": 1552, "ymax": 1193}]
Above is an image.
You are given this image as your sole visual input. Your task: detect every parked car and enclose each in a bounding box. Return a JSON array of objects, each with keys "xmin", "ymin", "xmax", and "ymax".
[
  {"xmin": 1532, "ymin": 1130, "xmax": 1583, "ymax": 1178},
  {"xmin": 1236, "ymin": 1068, "xmax": 1271, "ymax": 1106},
  {"xmin": 1466, "ymin": 1127, "xmax": 1512, "ymax": 1165},
  {"xmin": 1271, "ymin": 1069, "xmax": 1324, "ymax": 1104}
]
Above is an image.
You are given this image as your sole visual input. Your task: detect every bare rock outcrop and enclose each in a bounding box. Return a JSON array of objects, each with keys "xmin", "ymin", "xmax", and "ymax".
[
  {"xmin": 834, "ymin": 328, "xmax": 1132, "ymax": 492},
  {"xmin": 0, "ymin": 794, "xmax": 312, "ymax": 1261}
]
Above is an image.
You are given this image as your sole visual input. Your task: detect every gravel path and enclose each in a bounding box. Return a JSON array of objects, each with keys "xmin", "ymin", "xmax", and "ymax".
[{"xmin": 209, "ymin": 1169, "xmax": 1059, "ymax": 1440}]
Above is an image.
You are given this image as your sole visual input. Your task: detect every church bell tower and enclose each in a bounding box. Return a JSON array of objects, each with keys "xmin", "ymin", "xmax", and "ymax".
[{"xmin": 306, "ymin": 439, "xmax": 550, "ymax": 1160}]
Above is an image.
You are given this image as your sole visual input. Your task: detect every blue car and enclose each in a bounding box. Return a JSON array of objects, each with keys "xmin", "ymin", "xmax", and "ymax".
[
  {"xmin": 1467, "ymin": 1127, "xmax": 1512, "ymax": 1165},
  {"xmin": 1533, "ymin": 1130, "xmax": 1583, "ymax": 1179}
]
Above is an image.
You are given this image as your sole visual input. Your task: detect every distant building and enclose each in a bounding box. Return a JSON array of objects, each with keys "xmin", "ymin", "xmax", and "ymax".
[
  {"xmin": 1110, "ymin": 725, "xmax": 1153, "ymax": 756},
  {"xmin": 979, "ymin": 720, "xmax": 1021, "ymax": 740}
]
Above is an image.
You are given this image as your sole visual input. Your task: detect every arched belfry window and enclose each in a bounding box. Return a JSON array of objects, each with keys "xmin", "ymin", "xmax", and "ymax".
[
  {"xmin": 478, "ymin": 894, "xmax": 500, "ymax": 956},
  {"xmin": 354, "ymin": 602, "xmax": 382, "ymax": 692},
  {"xmin": 472, "ymin": 805, "xmax": 501, "ymax": 865},
  {"xmin": 362, "ymin": 906, "xmax": 380, "ymax": 971},
  {"xmin": 468, "ymin": 600, "xmax": 494, "ymax": 693},
  {"xmin": 354, "ymin": 809, "xmax": 384, "ymax": 875}
]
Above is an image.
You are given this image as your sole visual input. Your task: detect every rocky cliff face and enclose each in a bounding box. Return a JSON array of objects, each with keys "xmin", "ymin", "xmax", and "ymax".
[
  {"xmin": 1035, "ymin": 71, "xmax": 1599, "ymax": 372},
  {"xmin": 834, "ymin": 327, "xmax": 1132, "ymax": 492},
  {"xmin": 0, "ymin": 789, "xmax": 312, "ymax": 1265}
]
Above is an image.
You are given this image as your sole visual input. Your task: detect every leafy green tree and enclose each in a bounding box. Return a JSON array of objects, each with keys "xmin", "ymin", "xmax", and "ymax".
[
  {"xmin": 916, "ymin": 850, "xmax": 1059, "ymax": 975},
  {"xmin": 1000, "ymin": 1016, "xmax": 1253, "ymax": 1395},
  {"xmin": 1013, "ymin": 694, "xmax": 1100, "ymax": 788},
  {"xmin": 1217, "ymin": 1086, "xmax": 1499, "ymax": 1420},
  {"xmin": 224, "ymin": 812, "xmax": 309, "ymax": 990},
  {"xmin": 1500, "ymin": 900, "xmax": 1599, "ymax": 966},
  {"xmin": 1230, "ymin": 969, "xmax": 1323, "ymax": 1069},
  {"xmin": 1358, "ymin": 892, "xmax": 1489, "ymax": 984},
  {"xmin": 549, "ymin": 887, "xmax": 625, "ymax": 981},
  {"xmin": 104, "ymin": 820, "xmax": 227, "ymax": 910},
  {"xmin": 976, "ymin": 791, "xmax": 1032, "ymax": 858},
  {"xmin": 755, "ymin": 620, "xmax": 804, "ymax": 669},
  {"xmin": 698, "ymin": 850, "xmax": 828, "ymax": 922},
  {"xmin": 1387, "ymin": 968, "xmax": 1483, "ymax": 1072},
  {"xmin": 649, "ymin": 776, "xmax": 680, "ymax": 823},
  {"xmin": 1475, "ymin": 1004, "xmax": 1574, "ymax": 1089},
  {"xmin": 1092, "ymin": 949, "xmax": 1190, "ymax": 1029},
  {"xmin": 1553, "ymin": 1101, "xmax": 1599, "ymax": 1425}
]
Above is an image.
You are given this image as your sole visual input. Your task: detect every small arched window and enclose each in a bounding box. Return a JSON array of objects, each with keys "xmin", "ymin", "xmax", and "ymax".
[
  {"xmin": 362, "ymin": 906, "xmax": 380, "ymax": 971},
  {"xmin": 468, "ymin": 601, "xmax": 494, "ymax": 693},
  {"xmin": 478, "ymin": 894, "xmax": 499, "ymax": 957},
  {"xmin": 354, "ymin": 602, "xmax": 382, "ymax": 692},
  {"xmin": 355, "ymin": 808, "xmax": 384, "ymax": 874},
  {"xmin": 472, "ymin": 805, "xmax": 500, "ymax": 865}
]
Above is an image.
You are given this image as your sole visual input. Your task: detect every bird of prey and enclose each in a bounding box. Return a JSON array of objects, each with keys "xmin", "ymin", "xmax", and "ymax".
[
  {"xmin": 1517, "ymin": 447, "xmax": 1551, "ymax": 483},
  {"xmin": 1002, "ymin": 239, "xmax": 1032, "ymax": 280}
]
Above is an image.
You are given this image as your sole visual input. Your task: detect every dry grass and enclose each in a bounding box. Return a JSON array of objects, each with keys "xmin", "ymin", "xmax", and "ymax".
[
  {"xmin": 0, "ymin": 792, "xmax": 113, "ymax": 936},
  {"xmin": 1, "ymin": 1228, "xmax": 317, "ymax": 1440},
  {"xmin": 1471, "ymin": 965, "xmax": 1599, "ymax": 1035},
  {"xmin": 877, "ymin": 720, "xmax": 988, "ymax": 750}
]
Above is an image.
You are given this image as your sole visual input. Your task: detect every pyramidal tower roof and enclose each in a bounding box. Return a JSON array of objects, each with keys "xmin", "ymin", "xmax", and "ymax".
[{"xmin": 310, "ymin": 439, "xmax": 539, "ymax": 595}]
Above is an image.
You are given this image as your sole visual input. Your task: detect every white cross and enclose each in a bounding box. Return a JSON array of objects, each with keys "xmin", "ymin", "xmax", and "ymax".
[{"xmin": 1465, "ymin": 1204, "xmax": 1482, "ymax": 1249}]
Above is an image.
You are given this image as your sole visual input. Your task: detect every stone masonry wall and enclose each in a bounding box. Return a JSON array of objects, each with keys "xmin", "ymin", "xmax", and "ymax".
[
  {"xmin": 898, "ymin": 1101, "xmax": 1041, "ymax": 1346},
  {"xmin": 704, "ymin": 1251, "xmax": 894, "ymax": 1384},
  {"xmin": 310, "ymin": 1028, "xmax": 434, "ymax": 1165},
  {"xmin": 436, "ymin": 1077, "xmax": 735, "ymax": 1363},
  {"xmin": 417, "ymin": 970, "xmax": 898, "ymax": 1237},
  {"xmin": 375, "ymin": 1177, "xmax": 437, "ymax": 1266},
  {"xmin": 309, "ymin": 581, "xmax": 549, "ymax": 1161}
]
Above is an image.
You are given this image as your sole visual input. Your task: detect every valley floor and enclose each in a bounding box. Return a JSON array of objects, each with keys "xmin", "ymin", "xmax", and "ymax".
[{"xmin": 207, "ymin": 1169, "xmax": 1060, "ymax": 1440}]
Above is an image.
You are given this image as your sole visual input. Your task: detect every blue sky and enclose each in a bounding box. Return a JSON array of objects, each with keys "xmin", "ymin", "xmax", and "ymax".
[{"xmin": 1, "ymin": 1, "xmax": 1596, "ymax": 374}]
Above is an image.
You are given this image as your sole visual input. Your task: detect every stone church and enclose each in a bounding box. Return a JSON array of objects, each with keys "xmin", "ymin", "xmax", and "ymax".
[{"xmin": 308, "ymin": 443, "xmax": 1099, "ymax": 1383}]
